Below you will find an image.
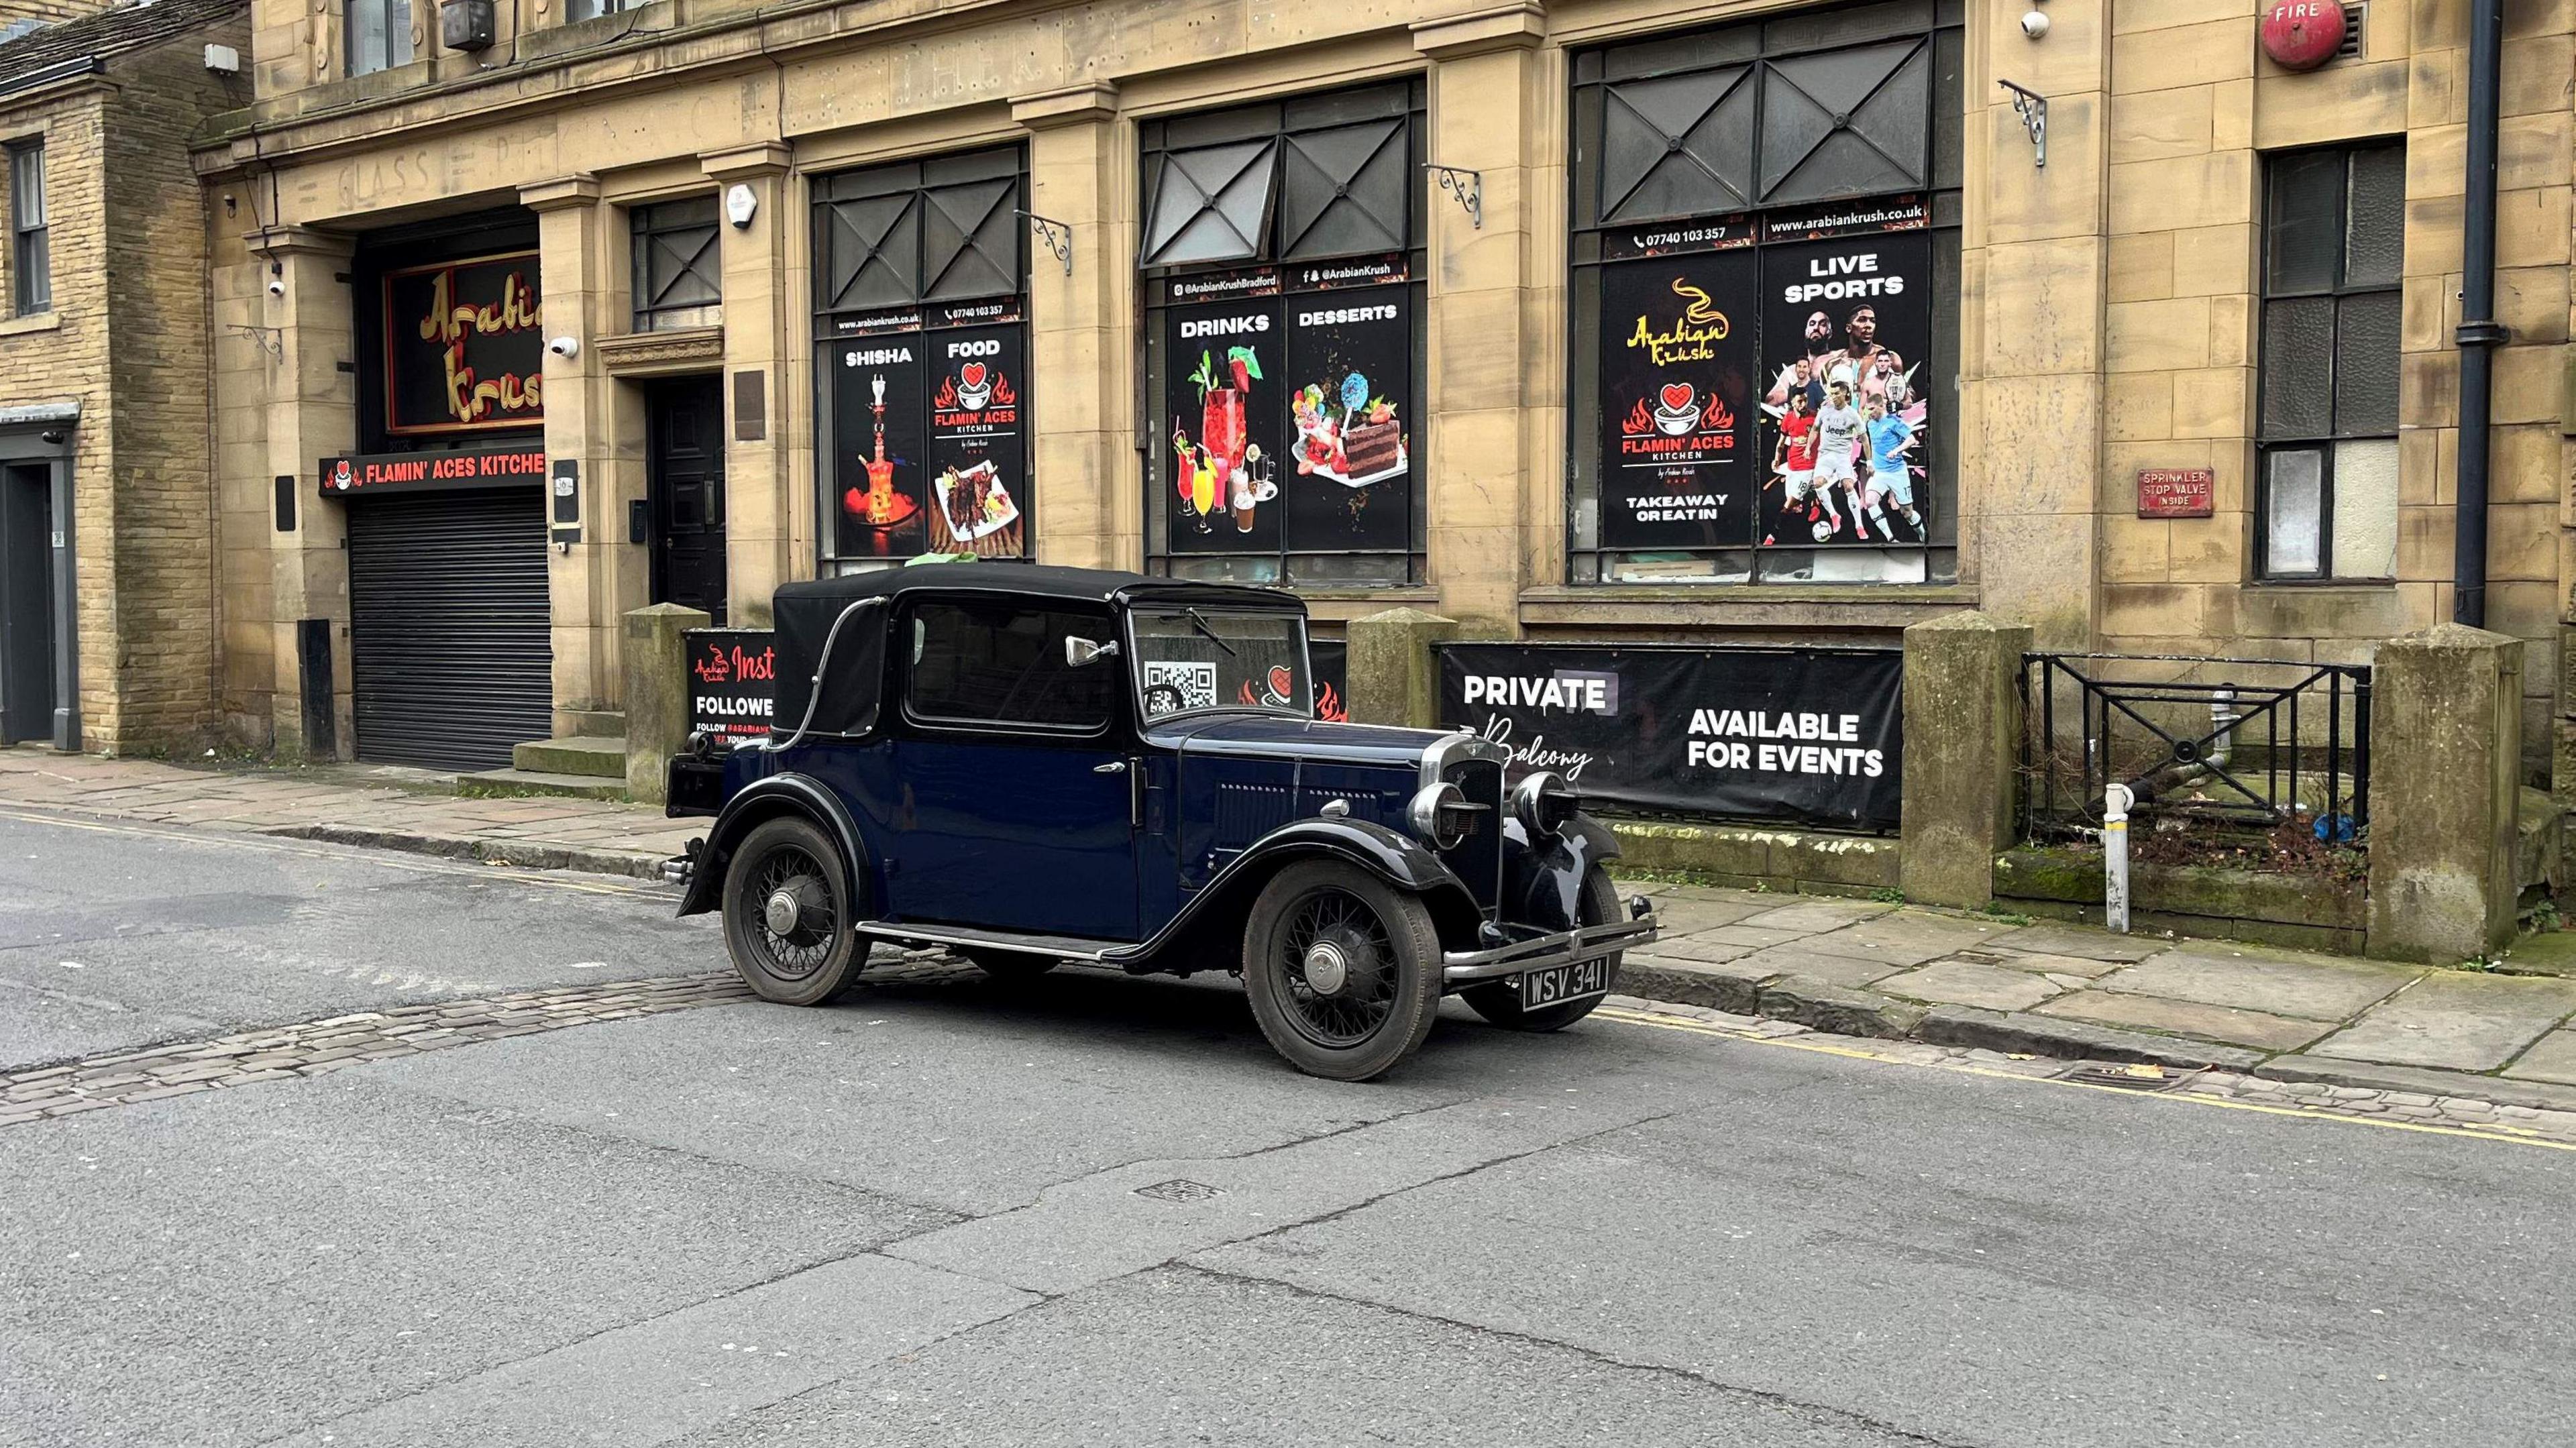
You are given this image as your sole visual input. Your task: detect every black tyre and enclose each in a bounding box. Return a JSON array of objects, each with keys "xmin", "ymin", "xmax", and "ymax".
[
  {"xmin": 963, "ymin": 948, "xmax": 1059, "ymax": 980},
  {"xmin": 1241, "ymin": 860, "xmax": 1444, "ymax": 1082},
  {"xmin": 720, "ymin": 817, "xmax": 865, "ymax": 1005},
  {"xmin": 1463, "ymin": 865, "xmax": 1623, "ymax": 1032}
]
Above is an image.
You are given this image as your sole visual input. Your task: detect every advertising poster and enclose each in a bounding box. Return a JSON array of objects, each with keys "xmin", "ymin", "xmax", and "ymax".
[
  {"xmin": 1597, "ymin": 248, "xmax": 1760, "ymax": 549},
  {"xmin": 925, "ymin": 322, "xmax": 1030, "ymax": 558},
  {"xmin": 1283, "ymin": 282, "xmax": 1412, "ymax": 553},
  {"xmin": 1164, "ymin": 292, "xmax": 1285, "ymax": 555},
  {"xmin": 1438, "ymin": 642, "xmax": 1902, "ymax": 830},
  {"xmin": 382, "ymin": 252, "xmax": 545, "ymax": 436},
  {"xmin": 686, "ymin": 628, "xmax": 779, "ymax": 742},
  {"xmin": 1758, "ymin": 218, "xmax": 1933, "ymax": 549},
  {"xmin": 828, "ymin": 325, "xmax": 931, "ymax": 559},
  {"xmin": 1309, "ymin": 639, "xmax": 1349, "ymax": 723}
]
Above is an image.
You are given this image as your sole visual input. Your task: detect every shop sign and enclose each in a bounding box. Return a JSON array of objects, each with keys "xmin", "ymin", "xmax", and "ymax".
[
  {"xmin": 686, "ymin": 628, "xmax": 778, "ymax": 742},
  {"xmin": 1597, "ymin": 249, "xmax": 1758, "ymax": 549},
  {"xmin": 827, "ymin": 303, "xmax": 1030, "ymax": 561},
  {"xmin": 2137, "ymin": 467, "xmax": 2216, "ymax": 518},
  {"xmin": 1756, "ymin": 227, "xmax": 1933, "ymax": 549},
  {"xmin": 1439, "ymin": 643, "xmax": 1902, "ymax": 830},
  {"xmin": 319, "ymin": 444, "xmax": 547, "ymax": 497},
  {"xmin": 2260, "ymin": 1, "xmax": 2346, "ymax": 71},
  {"xmin": 1762, "ymin": 194, "xmax": 1930, "ymax": 244},
  {"xmin": 382, "ymin": 252, "xmax": 544, "ymax": 436}
]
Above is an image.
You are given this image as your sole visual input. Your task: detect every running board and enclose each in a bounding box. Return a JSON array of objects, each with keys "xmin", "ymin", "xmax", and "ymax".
[{"xmin": 857, "ymin": 920, "xmax": 1134, "ymax": 963}]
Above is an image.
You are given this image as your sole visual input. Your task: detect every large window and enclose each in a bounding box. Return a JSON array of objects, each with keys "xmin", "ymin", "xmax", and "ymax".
[
  {"xmin": 346, "ymin": 0, "xmax": 414, "ymax": 76},
  {"xmin": 1567, "ymin": 1, "xmax": 1962, "ymax": 586},
  {"xmin": 2257, "ymin": 143, "xmax": 2403, "ymax": 581},
  {"xmin": 1139, "ymin": 80, "xmax": 1427, "ymax": 589},
  {"xmin": 8, "ymin": 140, "xmax": 46, "ymax": 316},
  {"xmin": 906, "ymin": 600, "xmax": 1114, "ymax": 731},
  {"xmin": 812, "ymin": 146, "xmax": 1030, "ymax": 569},
  {"xmin": 631, "ymin": 197, "xmax": 721, "ymax": 333}
]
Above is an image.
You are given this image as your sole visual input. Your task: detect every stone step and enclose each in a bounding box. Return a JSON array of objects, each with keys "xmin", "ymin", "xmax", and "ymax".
[
  {"xmin": 564, "ymin": 710, "xmax": 627, "ymax": 739},
  {"xmin": 455, "ymin": 769, "xmax": 630, "ymax": 801},
  {"xmin": 512, "ymin": 736, "xmax": 629, "ymax": 778}
]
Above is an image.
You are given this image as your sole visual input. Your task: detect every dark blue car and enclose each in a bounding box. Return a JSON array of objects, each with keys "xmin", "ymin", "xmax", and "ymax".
[{"xmin": 667, "ymin": 563, "xmax": 1656, "ymax": 1080}]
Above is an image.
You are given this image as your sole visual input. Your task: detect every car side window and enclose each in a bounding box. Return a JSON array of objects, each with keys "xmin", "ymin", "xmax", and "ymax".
[{"xmin": 906, "ymin": 600, "xmax": 1116, "ymax": 732}]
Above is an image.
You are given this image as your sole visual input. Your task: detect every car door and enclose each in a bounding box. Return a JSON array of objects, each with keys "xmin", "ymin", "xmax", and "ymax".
[{"xmin": 887, "ymin": 598, "xmax": 1139, "ymax": 940}]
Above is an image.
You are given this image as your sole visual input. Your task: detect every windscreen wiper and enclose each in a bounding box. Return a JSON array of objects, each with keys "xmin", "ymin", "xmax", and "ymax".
[{"xmin": 1185, "ymin": 608, "xmax": 1237, "ymax": 657}]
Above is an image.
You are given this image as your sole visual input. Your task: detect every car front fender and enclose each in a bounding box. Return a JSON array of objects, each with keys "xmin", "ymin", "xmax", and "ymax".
[
  {"xmin": 1126, "ymin": 818, "xmax": 1485, "ymax": 970},
  {"xmin": 1505, "ymin": 811, "xmax": 1624, "ymax": 933},
  {"xmin": 676, "ymin": 774, "xmax": 871, "ymax": 918}
]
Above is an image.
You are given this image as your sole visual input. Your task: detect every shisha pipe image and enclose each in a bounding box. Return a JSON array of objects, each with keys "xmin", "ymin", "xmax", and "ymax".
[{"xmin": 845, "ymin": 373, "xmax": 918, "ymax": 528}]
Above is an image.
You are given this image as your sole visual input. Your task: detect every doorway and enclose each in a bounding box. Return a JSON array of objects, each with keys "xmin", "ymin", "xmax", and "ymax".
[
  {"xmin": 0, "ymin": 461, "xmax": 55, "ymax": 745},
  {"xmin": 645, "ymin": 376, "xmax": 728, "ymax": 624}
]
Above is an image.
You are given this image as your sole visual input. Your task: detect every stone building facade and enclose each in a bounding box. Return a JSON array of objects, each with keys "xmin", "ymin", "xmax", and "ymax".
[
  {"xmin": 188, "ymin": 0, "xmax": 2571, "ymax": 778},
  {"xmin": 0, "ymin": 0, "xmax": 247, "ymax": 754}
]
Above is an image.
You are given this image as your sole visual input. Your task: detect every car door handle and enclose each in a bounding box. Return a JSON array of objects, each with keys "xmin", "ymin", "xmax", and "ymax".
[{"xmin": 1093, "ymin": 761, "xmax": 1127, "ymax": 774}]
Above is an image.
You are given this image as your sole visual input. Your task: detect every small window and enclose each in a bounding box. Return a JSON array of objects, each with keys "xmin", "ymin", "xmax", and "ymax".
[
  {"xmin": 9, "ymin": 141, "xmax": 47, "ymax": 316},
  {"xmin": 906, "ymin": 600, "xmax": 1115, "ymax": 731},
  {"xmin": 2257, "ymin": 142, "xmax": 2403, "ymax": 581},
  {"xmin": 346, "ymin": 0, "xmax": 415, "ymax": 76},
  {"xmin": 631, "ymin": 197, "xmax": 722, "ymax": 332}
]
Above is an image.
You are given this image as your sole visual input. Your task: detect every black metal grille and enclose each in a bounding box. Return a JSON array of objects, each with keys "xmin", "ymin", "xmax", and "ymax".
[
  {"xmin": 347, "ymin": 487, "xmax": 553, "ymax": 772},
  {"xmin": 1442, "ymin": 756, "xmax": 1507, "ymax": 911},
  {"xmin": 2023, "ymin": 653, "xmax": 2370, "ymax": 840}
]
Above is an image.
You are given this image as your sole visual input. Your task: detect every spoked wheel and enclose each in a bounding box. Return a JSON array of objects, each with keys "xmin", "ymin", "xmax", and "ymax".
[
  {"xmin": 963, "ymin": 948, "xmax": 1059, "ymax": 981},
  {"xmin": 1242, "ymin": 860, "xmax": 1442, "ymax": 1081},
  {"xmin": 1463, "ymin": 865, "xmax": 1623, "ymax": 1032},
  {"xmin": 721, "ymin": 817, "xmax": 865, "ymax": 1005}
]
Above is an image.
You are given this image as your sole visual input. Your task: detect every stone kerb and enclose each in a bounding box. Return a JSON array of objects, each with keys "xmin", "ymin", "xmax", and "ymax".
[
  {"xmin": 1899, "ymin": 612, "xmax": 2032, "ymax": 908},
  {"xmin": 2367, "ymin": 624, "xmax": 2524, "ymax": 964},
  {"xmin": 1346, "ymin": 607, "xmax": 1459, "ymax": 729},
  {"xmin": 623, "ymin": 603, "xmax": 710, "ymax": 804}
]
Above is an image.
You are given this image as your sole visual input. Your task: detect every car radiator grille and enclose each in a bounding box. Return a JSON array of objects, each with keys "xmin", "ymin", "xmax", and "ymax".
[{"xmin": 1441, "ymin": 756, "xmax": 1506, "ymax": 913}]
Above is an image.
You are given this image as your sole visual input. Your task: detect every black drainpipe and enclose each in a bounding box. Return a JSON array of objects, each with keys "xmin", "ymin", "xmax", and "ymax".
[{"xmin": 2451, "ymin": 0, "xmax": 2507, "ymax": 626}]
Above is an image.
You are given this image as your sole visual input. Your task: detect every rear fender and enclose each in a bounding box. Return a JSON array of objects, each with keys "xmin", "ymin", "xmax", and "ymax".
[
  {"xmin": 677, "ymin": 775, "xmax": 871, "ymax": 917},
  {"xmin": 1126, "ymin": 818, "xmax": 1483, "ymax": 972}
]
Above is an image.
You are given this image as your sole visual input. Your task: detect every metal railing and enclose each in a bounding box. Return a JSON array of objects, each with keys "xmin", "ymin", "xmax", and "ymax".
[{"xmin": 2023, "ymin": 653, "xmax": 2370, "ymax": 840}]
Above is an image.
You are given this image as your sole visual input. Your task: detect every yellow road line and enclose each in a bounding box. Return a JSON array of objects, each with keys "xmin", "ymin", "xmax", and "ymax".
[
  {"xmin": 1593, "ymin": 1005, "xmax": 2576, "ymax": 1154},
  {"xmin": 0, "ymin": 806, "xmax": 661, "ymax": 898}
]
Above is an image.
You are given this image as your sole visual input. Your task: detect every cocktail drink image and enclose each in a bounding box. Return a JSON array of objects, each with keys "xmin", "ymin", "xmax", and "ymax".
[{"xmin": 1190, "ymin": 457, "xmax": 1218, "ymax": 532}]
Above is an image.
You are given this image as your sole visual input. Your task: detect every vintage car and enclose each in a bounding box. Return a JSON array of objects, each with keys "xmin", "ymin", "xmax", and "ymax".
[{"xmin": 666, "ymin": 562, "xmax": 1657, "ymax": 1080}]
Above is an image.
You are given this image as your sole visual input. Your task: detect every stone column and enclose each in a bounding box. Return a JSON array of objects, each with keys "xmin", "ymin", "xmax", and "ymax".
[
  {"xmin": 1014, "ymin": 83, "xmax": 1130, "ymax": 570},
  {"xmin": 522, "ymin": 174, "xmax": 629, "ymax": 734},
  {"xmin": 1898, "ymin": 611, "xmax": 2033, "ymax": 907},
  {"xmin": 1347, "ymin": 606, "xmax": 1459, "ymax": 729},
  {"xmin": 702, "ymin": 144, "xmax": 796, "ymax": 624},
  {"xmin": 1413, "ymin": 4, "xmax": 1547, "ymax": 635},
  {"xmin": 254, "ymin": 225, "xmax": 358, "ymax": 760},
  {"xmin": 624, "ymin": 602, "xmax": 710, "ymax": 803},
  {"xmin": 2367, "ymin": 624, "xmax": 2524, "ymax": 963}
]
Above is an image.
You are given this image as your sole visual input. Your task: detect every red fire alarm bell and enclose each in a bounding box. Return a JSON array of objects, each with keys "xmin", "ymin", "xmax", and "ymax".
[{"xmin": 2261, "ymin": 1, "xmax": 2347, "ymax": 71}]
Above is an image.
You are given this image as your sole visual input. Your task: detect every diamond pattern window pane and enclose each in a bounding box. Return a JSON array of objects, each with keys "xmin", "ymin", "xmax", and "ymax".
[
  {"xmin": 820, "ymin": 194, "xmax": 918, "ymax": 310},
  {"xmin": 1599, "ymin": 66, "xmax": 1756, "ymax": 225},
  {"xmin": 920, "ymin": 178, "xmax": 1019, "ymax": 300},
  {"xmin": 2265, "ymin": 449, "xmax": 2324, "ymax": 575},
  {"xmin": 1279, "ymin": 119, "xmax": 1409, "ymax": 258},
  {"xmin": 2260, "ymin": 296, "xmax": 2335, "ymax": 437},
  {"xmin": 2343, "ymin": 145, "xmax": 2406, "ymax": 288},
  {"xmin": 2265, "ymin": 148, "xmax": 2343, "ymax": 294},
  {"xmin": 2331, "ymin": 439, "xmax": 2398, "ymax": 579},
  {"xmin": 1143, "ymin": 140, "xmax": 1275, "ymax": 267},
  {"xmin": 1760, "ymin": 39, "xmax": 1929, "ymax": 205},
  {"xmin": 2331, "ymin": 291, "xmax": 2399, "ymax": 434}
]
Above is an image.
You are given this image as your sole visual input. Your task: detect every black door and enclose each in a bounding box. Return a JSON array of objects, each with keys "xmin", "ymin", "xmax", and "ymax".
[
  {"xmin": 347, "ymin": 486, "xmax": 553, "ymax": 771},
  {"xmin": 647, "ymin": 377, "xmax": 728, "ymax": 624},
  {"xmin": 0, "ymin": 463, "xmax": 54, "ymax": 745}
]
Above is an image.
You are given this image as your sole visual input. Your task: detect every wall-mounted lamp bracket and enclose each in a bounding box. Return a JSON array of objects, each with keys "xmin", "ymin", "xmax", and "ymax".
[
  {"xmin": 1998, "ymin": 80, "xmax": 2047, "ymax": 168},
  {"xmin": 1423, "ymin": 163, "xmax": 1483, "ymax": 229},
  {"xmin": 1017, "ymin": 210, "xmax": 1073, "ymax": 275}
]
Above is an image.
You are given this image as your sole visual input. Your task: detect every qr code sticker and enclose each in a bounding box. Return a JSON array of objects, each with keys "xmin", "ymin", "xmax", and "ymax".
[{"xmin": 1142, "ymin": 660, "xmax": 1218, "ymax": 714}]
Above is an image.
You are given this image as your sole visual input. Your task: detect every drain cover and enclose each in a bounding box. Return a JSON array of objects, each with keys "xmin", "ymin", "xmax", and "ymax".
[
  {"xmin": 1134, "ymin": 1178, "xmax": 1226, "ymax": 1204},
  {"xmin": 2057, "ymin": 1061, "xmax": 2200, "ymax": 1092}
]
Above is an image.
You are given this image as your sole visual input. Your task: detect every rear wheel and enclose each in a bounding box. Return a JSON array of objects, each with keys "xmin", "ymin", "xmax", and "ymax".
[
  {"xmin": 1463, "ymin": 865, "xmax": 1623, "ymax": 1032},
  {"xmin": 720, "ymin": 817, "xmax": 865, "ymax": 1005},
  {"xmin": 963, "ymin": 948, "xmax": 1059, "ymax": 980},
  {"xmin": 1241, "ymin": 860, "xmax": 1443, "ymax": 1082}
]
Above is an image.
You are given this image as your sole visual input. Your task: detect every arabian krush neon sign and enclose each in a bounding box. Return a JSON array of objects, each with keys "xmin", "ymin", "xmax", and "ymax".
[{"xmin": 381, "ymin": 251, "xmax": 545, "ymax": 435}]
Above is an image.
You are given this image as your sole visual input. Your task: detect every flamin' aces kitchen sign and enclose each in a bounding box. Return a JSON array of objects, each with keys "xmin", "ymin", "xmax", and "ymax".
[
  {"xmin": 383, "ymin": 252, "xmax": 545, "ymax": 436},
  {"xmin": 1598, "ymin": 248, "xmax": 1759, "ymax": 549}
]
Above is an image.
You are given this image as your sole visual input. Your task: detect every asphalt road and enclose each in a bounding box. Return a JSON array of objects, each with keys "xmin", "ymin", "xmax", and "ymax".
[{"xmin": 1, "ymin": 808, "xmax": 2569, "ymax": 1447}]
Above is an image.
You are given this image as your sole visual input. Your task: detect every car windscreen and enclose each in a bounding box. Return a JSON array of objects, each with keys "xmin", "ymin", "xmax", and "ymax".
[{"xmin": 1129, "ymin": 609, "xmax": 1313, "ymax": 722}]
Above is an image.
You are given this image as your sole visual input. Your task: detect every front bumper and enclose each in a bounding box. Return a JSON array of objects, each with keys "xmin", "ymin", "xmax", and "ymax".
[{"xmin": 1440, "ymin": 898, "xmax": 1659, "ymax": 986}]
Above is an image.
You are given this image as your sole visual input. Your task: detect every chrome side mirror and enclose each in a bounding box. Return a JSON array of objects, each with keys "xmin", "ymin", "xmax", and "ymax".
[{"xmin": 1066, "ymin": 636, "xmax": 1118, "ymax": 668}]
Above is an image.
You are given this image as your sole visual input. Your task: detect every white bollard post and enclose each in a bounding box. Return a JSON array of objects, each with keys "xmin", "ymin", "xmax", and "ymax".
[{"xmin": 2102, "ymin": 782, "xmax": 2134, "ymax": 934}]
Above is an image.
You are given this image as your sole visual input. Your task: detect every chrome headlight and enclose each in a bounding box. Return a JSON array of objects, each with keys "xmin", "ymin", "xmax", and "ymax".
[
  {"xmin": 1407, "ymin": 781, "xmax": 1472, "ymax": 850},
  {"xmin": 1511, "ymin": 771, "xmax": 1577, "ymax": 838}
]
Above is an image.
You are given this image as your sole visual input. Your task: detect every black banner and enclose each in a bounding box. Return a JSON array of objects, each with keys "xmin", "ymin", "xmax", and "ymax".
[
  {"xmin": 1598, "ymin": 249, "xmax": 1760, "ymax": 549},
  {"xmin": 1163, "ymin": 296, "xmax": 1285, "ymax": 553},
  {"xmin": 926, "ymin": 324, "xmax": 1029, "ymax": 558},
  {"xmin": 320, "ymin": 445, "xmax": 546, "ymax": 497},
  {"xmin": 382, "ymin": 252, "xmax": 544, "ymax": 437},
  {"xmin": 687, "ymin": 628, "xmax": 779, "ymax": 742},
  {"xmin": 1758, "ymin": 228, "xmax": 1931, "ymax": 549},
  {"xmin": 828, "ymin": 333, "xmax": 932, "ymax": 558},
  {"xmin": 825, "ymin": 309, "xmax": 1032, "ymax": 561},
  {"xmin": 1438, "ymin": 643, "xmax": 1902, "ymax": 830},
  {"xmin": 1284, "ymin": 284, "xmax": 1411, "ymax": 552}
]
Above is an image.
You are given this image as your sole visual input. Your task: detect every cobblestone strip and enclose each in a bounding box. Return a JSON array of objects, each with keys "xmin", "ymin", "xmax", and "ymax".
[{"xmin": 0, "ymin": 974, "xmax": 756, "ymax": 1129}]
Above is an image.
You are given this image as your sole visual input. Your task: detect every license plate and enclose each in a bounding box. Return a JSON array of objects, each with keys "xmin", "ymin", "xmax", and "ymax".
[{"xmin": 1517, "ymin": 957, "xmax": 1609, "ymax": 1011}]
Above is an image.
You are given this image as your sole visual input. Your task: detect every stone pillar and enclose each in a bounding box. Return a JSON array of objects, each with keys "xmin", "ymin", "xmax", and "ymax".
[
  {"xmin": 2367, "ymin": 624, "xmax": 2524, "ymax": 964},
  {"xmin": 624, "ymin": 602, "xmax": 710, "ymax": 804},
  {"xmin": 1015, "ymin": 83, "xmax": 1131, "ymax": 570},
  {"xmin": 523, "ymin": 174, "xmax": 631, "ymax": 733},
  {"xmin": 255, "ymin": 225, "xmax": 358, "ymax": 761},
  {"xmin": 1347, "ymin": 606, "xmax": 1458, "ymax": 729},
  {"xmin": 1413, "ymin": 5, "xmax": 1547, "ymax": 635},
  {"xmin": 1898, "ymin": 611, "xmax": 2033, "ymax": 907},
  {"xmin": 702, "ymin": 144, "xmax": 796, "ymax": 623}
]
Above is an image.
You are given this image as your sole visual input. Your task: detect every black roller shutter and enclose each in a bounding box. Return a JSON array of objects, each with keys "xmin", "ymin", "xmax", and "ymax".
[{"xmin": 347, "ymin": 488, "xmax": 553, "ymax": 771}]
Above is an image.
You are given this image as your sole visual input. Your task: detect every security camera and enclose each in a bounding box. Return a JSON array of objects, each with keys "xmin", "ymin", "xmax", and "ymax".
[
  {"xmin": 266, "ymin": 274, "xmax": 285, "ymax": 297},
  {"xmin": 2020, "ymin": 7, "xmax": 2049, "ymax": 39},
  {"xmin": 547, "ymin": 335, "xmax": 580, "ymax": 359}
]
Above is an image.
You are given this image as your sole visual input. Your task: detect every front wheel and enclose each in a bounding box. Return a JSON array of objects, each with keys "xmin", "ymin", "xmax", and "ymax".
[
  {"xmin": 1463, "ymin": 865, "xmax": 1623, "ymax": 1032},
  {"xmin": 720, "ymin": 817, "xmax": 865, "ymax": 1005},
  {"xmin": 1241, "ymin": 860, "xmax": 1444, "ymax": 1082}
]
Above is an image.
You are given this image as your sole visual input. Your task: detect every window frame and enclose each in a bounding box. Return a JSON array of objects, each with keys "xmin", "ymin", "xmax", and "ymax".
[
  {"xmin": 2253, "ymin": 139, "xmax": 2406, "ymax": 584},
  {"xmin": 345, "ymin": 0, "xmax": 415, "ymax": 76},
  {"xmin": 8, "ymin": 139, "xmax": 48, "ymax": 317},
  {"xmin": 898, "ymin": 598, "xmax": 1119, "ymax": 738},
  {"xmin": 629, "ymin": 196, "xmax": 723, "ymax": 333}
]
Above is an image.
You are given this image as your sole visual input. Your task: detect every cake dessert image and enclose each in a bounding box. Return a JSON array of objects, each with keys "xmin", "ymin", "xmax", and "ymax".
[{"xmin": 1291, "ymin": 370, "xmax": 1407, "ymax": 487}]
